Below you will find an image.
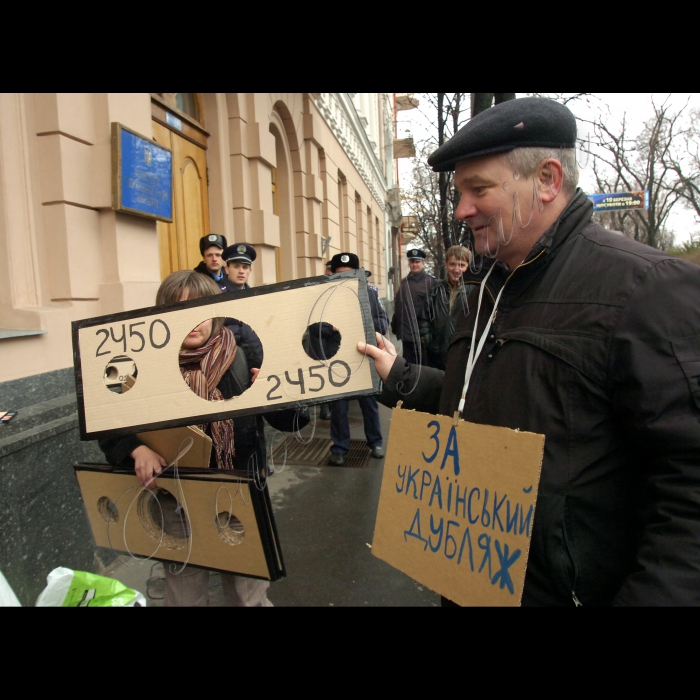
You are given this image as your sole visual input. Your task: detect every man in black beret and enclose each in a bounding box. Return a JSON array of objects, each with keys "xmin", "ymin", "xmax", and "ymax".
[
  {"xmin": 390, "ymin": 248, "xmax": 436, "ymax": 365},
  {"xmin": 359, "ymin": 97, "xmax": 700, "ymax": 606},
  {"xmin": 326, "ymin": 252, "xmax": 388, "ymax": 466},
  {"xmin": 194, "ymin": 234, "xmax": 229, "ymax": 292}
]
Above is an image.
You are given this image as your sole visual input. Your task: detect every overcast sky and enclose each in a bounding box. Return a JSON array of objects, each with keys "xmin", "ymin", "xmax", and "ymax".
[{"xmin": 396, "ymin": 93, "xmax": 700, "ymax": 245}]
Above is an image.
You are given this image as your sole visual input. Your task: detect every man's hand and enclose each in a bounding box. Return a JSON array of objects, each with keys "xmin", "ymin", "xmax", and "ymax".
[
  {"xmin": 250, "ymin": 367, "xmax": 260, "ymax": 384},
  {"xmin": 131, "ymin": 445, "xmax": 167, "ymax": 490},
  {"xmin": 357, "ymin": 332, "xmax": 399, "ymax": 382}
]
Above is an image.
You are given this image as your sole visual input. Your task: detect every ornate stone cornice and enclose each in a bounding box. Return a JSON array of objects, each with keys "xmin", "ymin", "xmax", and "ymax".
[{"xmin": 314, "ymin": 93, "xmax": 388, "ymax": 210}]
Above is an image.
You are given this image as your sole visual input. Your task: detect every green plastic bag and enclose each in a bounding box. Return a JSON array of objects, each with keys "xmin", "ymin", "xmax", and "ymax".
[{"xmin": 35, "ymin": 567, "xmax": 146, "ymax": 607}]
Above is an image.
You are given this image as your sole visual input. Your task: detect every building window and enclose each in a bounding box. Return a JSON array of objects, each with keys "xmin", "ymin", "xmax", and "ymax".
[{"xmin": 155, "ymin": 93, "xmax": 202, "ymax": 124}]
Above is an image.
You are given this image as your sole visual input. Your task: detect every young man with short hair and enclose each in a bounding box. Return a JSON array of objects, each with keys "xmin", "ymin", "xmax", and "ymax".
[
  {"xmin": 194, "ymin": 234, "xmax": 231, "ymax": 292},
  {"xmin": 222, "ymin": 242, "xmax": 256, "ymax": 290}
]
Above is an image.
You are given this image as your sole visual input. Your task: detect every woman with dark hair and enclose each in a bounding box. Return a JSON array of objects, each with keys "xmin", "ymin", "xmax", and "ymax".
[{"xmin": 98, "ymin": 270, "xmax": 308, "ymax": 606}]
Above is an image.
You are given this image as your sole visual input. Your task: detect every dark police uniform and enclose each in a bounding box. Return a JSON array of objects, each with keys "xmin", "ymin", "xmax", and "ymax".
[
  {"xmin": 390, "ymin": 248, "xmax": 435, "ymax": 365},
  {"xmin": 327, "ymin": 252, "xmax": 386, "ymax": 464}
]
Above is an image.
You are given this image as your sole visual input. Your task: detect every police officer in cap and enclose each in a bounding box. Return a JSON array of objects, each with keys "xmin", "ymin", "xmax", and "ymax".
[
  {"xmin": 327, "ymin": 252, "xmax": 388, "ymax": 465},
  {"xmin": 194, "ymin": 234, "xmax": 230, "ymax": 292},
  {"xmin": 223, "ymin": 242, "xmax": 256, "ymax": 290},
  {"xmin": 390, "ymin": 248, "xmax": 435, "ymax": 365}
]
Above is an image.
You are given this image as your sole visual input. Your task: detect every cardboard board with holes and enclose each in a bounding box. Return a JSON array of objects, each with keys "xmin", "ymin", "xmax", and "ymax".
[
  {"xmin": 72, "ymin": 270, "xmax": 379, "ymax": 440},
  {"xmin": 75, "ymin": 464, "xmax": 283, "ymax": 578}
]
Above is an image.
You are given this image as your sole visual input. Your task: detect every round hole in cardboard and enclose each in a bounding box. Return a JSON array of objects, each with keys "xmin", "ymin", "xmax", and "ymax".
[
  {"xmin": 301, "ymin": 322, "xmax": 341, "ymax": 361},
  {"xmin": 180, "ymin": 318, "xmax": 259, "ymax": 400},
  {"xmin": 216, "ymin": 511, "xmax": 245, "ymax": 546},
  {"xmin": 137, "ymin": 488, "xmax": 190, "ymax": 550},
  {"xmin": 103, "ymin": 355, "xmax": 138, "ymax": 395},
  {"xmin": 97, "ymin": 496, "xmax": 119, "ymax": 523}
]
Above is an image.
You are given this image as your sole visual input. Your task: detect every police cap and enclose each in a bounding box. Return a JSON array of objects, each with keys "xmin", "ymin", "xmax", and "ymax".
[
  {"xmin": 200, "ymin": 234, "xmax": 228, "ymax": 254},
  {"xmin": 330, "ymin": 252, "xmax": 359, "ymax": 272},
  {"xmin": 427, "ymin": 97, "xmax": 577, "ymax": 173},
  {"xmin": 407, "ymin": 248, "xmax": 426, "ymax": 261},
  {"xmin": 223, "ymin": 242, "xmax": 257, "ymax": 265}
]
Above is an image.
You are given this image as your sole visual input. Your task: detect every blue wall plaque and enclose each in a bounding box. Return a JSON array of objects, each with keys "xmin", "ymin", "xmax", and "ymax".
[{"xmin": 112, "ymin": 123, "xmax": 173, "ymax": 222}]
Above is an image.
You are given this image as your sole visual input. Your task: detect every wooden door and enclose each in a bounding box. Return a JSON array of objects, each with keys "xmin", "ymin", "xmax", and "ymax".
[{"xmin": 152, "ymin": 121, "xmax": 210, "ymax": 280}]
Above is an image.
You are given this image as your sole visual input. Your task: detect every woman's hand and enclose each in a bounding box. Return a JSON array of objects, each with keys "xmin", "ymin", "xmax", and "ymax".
[
  {"xmin": 131, "ymin": 445, "xmax": 167, "ymax": 489},
  {"xmin": 357, "ymin": 332, "xmax": 399, "ymax": 383}
]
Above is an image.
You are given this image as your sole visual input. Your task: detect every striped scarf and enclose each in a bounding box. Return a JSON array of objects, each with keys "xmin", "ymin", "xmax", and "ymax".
[{"xmin": 179, "ymin": 325, "xmax": 237, "ymax": 469}]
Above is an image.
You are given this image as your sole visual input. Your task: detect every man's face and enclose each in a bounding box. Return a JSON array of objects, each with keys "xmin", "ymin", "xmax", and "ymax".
[
  {"xmin": 446, "ymin": 256, "xmax": 468, "ymax": 284},
  {"xmin": 409, "ymin": 260, "xmax": 424, "ymax": 274},
  {"xmin": 203, "ymin": 246, "xmax": 224, "ymax": 273},
  {"xmin": 227, "ymin": 261, "xmax": 252, "ymax": 288},
  {"xmin": 334, "ymin": 266, "xmax": 354, "ymax": 273},
  {"xmin": 453, "ymin": 153, "xmax": 560, "ymax": 268}
]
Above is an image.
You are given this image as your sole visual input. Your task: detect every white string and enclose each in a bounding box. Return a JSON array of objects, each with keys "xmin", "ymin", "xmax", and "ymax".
[{"xmin": 457, "ymin": 264, "xmax": 507, "ymax": 414}]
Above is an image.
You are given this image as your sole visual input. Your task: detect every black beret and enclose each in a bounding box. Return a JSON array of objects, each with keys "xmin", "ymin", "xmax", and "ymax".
[
  {"xmin": 407, "ymin": 248, "xmax": 426, "ymax": 260},
  {"xmin": 428, "ymin": 97, "xmax": 577, "ymax": 173},
  {"xmin": 200, "ymin": 234, "xmax": 228, "ymax": 254},
  {"xmin": 330, "ymin": 252, "xmax": 359, "ymax": 272},
  {"xmin": 223, "ymin": 242, "xmax": 257, "ymax": 264}
]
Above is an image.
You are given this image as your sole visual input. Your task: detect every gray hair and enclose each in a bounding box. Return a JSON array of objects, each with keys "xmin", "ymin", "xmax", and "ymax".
[{"xmin": 505, "ymin": 147, "xmax": 579, "ymax": 197}]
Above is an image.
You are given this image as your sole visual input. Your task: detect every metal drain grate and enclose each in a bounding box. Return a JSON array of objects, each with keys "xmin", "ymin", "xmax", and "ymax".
[
  {"xmin": 326, "ymin": 440, "xmax": 372, "ymax": 469},
  {"xmin": 269, "ymin": 437, "xmax": 371, "ymax": 468},
  {"xmin": 270, "ymin": 437, "xmax": 331, "ymax": 466},
  {"xmin": 312, "ymin": 412, "xmax": 363, "ymax": 425}
]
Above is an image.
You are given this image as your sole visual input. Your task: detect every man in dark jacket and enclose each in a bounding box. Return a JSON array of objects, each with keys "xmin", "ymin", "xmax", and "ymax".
[
  {"xmin": 390, "ymin": 249, "xmax": 435, "ymax": 364},
  {"xmin": 328, "ymin": 252, "xmax": 388, "ymax": 466},
  {"xmin": 418, "ymin": 244, "xmax": 474, "ymax": 371},
  {"xmin": 194, "ymin": 234, "xmax": 233, "ymax": 292},
  {"xmin": 358, "ymin": 97, "xmax": 700, "ymax": 606}
]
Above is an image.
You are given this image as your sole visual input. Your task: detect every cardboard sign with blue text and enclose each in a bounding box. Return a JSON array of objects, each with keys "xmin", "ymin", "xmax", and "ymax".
[{"xmin": 372, "ymin": 406, "xmax": 545, "ymax": 606}]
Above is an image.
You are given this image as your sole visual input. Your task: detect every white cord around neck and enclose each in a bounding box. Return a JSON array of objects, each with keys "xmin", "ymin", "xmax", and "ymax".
[{"xmin": 457, "ymin": 264, "xmax": 507, "ymax": 414}]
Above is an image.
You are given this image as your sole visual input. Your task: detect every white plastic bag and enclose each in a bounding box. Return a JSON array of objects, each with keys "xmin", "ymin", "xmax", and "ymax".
[
  {"xmin": 0, "ymin": 569, "xmax": 21, "ymax": 606},
  {"xmin": 36, "ymin": 567, "xmax": 146, "ymax": 607}
]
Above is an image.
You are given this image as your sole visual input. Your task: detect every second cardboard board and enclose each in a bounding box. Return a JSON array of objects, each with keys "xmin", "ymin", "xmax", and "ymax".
[{"xmin": 73, "ymin": 271, "xmax": 378, "ymax": 439}]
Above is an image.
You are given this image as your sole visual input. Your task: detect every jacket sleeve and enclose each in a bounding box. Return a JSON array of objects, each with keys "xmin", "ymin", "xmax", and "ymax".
[
  {"xmin": 378, "ymin": 355, "xmax": 444, "ymax": 415},
  {"xmin": 390, "ymin": 285, "xmax": 401, "ymax": 336},
  {"xmin": 369, "ymin": 288, "xmax": 389, "ymax": 335},
  {"xmin": 263, "ymin": 406, "xmax": 310, "ymax": 433},
  {"xmin": 610, "ymin": 257, "xmax": 700, "ymax": 605},
  {"xmin": 417, "ymin": 287, "xmax": 435, "ymax": 346},
  {"xmin": 98, "ymin": 434, "xmax": 143, "ymax": 468},
  {"xmin": 225, "ymin": 318, "xmax": 264, "ymax": 369}
]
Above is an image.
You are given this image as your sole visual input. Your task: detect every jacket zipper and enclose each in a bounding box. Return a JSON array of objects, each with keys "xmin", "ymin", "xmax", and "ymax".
[{"xmin": 572, "ymin": 591, "xmax": 582, "ymax": 607}]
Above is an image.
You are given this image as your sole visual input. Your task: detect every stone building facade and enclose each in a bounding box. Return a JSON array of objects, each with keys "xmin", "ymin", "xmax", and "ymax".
[{"xmin": 0, "ymin": 92, "xmax": 397, "ymax": 604}]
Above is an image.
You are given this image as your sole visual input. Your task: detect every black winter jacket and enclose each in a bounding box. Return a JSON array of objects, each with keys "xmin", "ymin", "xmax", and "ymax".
[
  {"xmin": 380, "ymin": 190, "xmax": 700, "ymax": 606},
  {"xmin": 193, "ymin": 261, "xmax": 238, "ymax": 293},
  {"xmin": 418, "ymin": 279, "xmax": 474, "ymax": 371},
  {"xmin": 391, "ymin": 270, "xmax": 436, "ymax": 342}
]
